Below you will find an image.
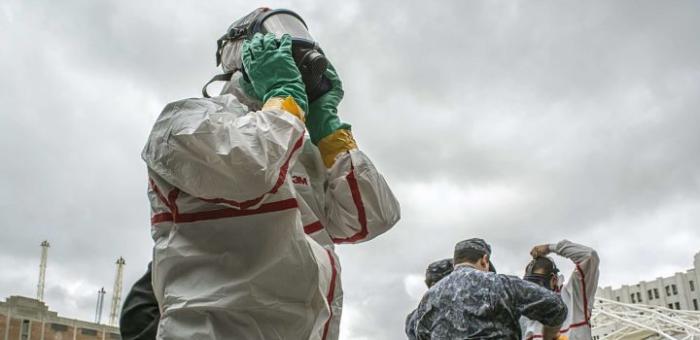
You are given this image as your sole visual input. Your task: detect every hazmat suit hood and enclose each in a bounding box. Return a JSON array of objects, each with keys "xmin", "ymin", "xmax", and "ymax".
[{"xmin": 220, "ymin": 72, "xmax": 263, "ymax": 111}]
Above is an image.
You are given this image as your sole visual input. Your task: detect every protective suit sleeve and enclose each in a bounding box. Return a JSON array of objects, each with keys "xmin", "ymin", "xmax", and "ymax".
[
  {"xmin": 549, "ymin": 239, "xmax": 598, "ymax": 265},
  {"xmin": 322, "ymin": 148, "xmax": 401, "ymax": 244},
  {"xmin": 508, "ymin": 276, "xmax": 568, "ymax": 327},
  {"xmin": 553, "ymin": 239, "xmax": 600, "ymax": 321},
  {"xmin": 142, "ymin": 95, "xmax": 306, "ymax": 201}
]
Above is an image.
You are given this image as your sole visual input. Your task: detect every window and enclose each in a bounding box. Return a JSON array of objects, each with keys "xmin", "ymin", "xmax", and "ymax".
[
  {"xmin": 636, "ymin": 292, "xmax": 642, "ymax": 302},
  {"xmin": 654, "ymin": 288, "xmax": 660, "ymax": 299},
  {"xmin": 675, "ymin": 302, "xmax": 681, "ymax": 309},
  {"xmin": 21, "ymin": 320, "xmax": 30, "ymax": 340},
  {"xmin": 647, "ymin": 289, "xmax": 653, "ymax": 300},
  {"xmin": 668, "ymin": 303, "xmax": 674, "ymax": 309},
  {"xmin": 81, "ymin": 328, "xmax": 98, "ymax": 336},
  {"xmin": 666, "ymin": 285, "xmax": 671, "ymax": 296},
  {"xmin": 616, "ymin": 296, "xmax": 620, "ymax": 301},
  {"xmin": 672, "ymin": 284, "xmax": 678, "ymax": 295},
  {"xmin": 693, "ymin": 299, "xmax": 698, "ymax": 311},
  {"xmin": 690, "ymin": 280, "xmax": 695, "ymax": 292},
  {"xmin": 51, "ymin": 323, "xmax": 69, "ymax": 332},
  {"xmin": 630, "ymin": 293, "xmax": 636, "ymax": 303}
]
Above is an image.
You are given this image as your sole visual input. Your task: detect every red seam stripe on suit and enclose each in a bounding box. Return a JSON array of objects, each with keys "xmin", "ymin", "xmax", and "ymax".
[
  {"xmin": 330, "ymin": 164, "xmax": 369, "ymax": 244},
  {"xmin": 150, "ymin": 198, "xmax": 299, "ymax": 224},
  {"xmin": 149, "ymin": 134, "xmax": 304, "ymax": 224},
  {"xmin": 322, "ymin": 249, "xmax": 338, "ymax": 340},
  {"xmin": 149, "ymin": 178, "xmax": 174, "ymax": 211},
  {"xmin": 575, "ymin": 262, "xmax": 591, "ymax": 325},
  {"xmin": 304, "ymin": 221, "xmax": 324, "ymax": 234},
  {"xmin": 151, "ymin": 212, "xmax": 173, "ymax": 224},
  {"xmin": 199, "ymin": 135, "xmax": 305, "ymax": 209}
]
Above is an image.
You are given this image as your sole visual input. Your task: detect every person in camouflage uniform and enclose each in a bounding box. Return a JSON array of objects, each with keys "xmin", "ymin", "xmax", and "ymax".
[
  {"xmin": 424, "ymin": 258, "xmax": 455, "ymax": 288},
  {"xmin": 405, "ymin": 258, "xmax": 455, "ymax": 338},
  {"xmin": 409, "ymin": 238, "xmax": 568, "ymax": 340}
]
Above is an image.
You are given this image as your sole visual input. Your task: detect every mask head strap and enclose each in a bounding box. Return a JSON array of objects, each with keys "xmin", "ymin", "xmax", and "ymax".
[
  {"xmin": 524, "ymin": 257, "xmax": 559, "ymax": 291},
  {"xmin": 201, "ymin": 72, "xmax": 235, "ymax": 98}
]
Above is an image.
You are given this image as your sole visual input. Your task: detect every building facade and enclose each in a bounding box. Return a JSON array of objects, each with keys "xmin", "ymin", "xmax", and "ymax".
[
  {"xmin": 0, "ymin": 296, "xmax": 120, "ymax": 340},
  {"xmin": 597, "ymin": 252, "xmax": 700, "ymax": 311}
]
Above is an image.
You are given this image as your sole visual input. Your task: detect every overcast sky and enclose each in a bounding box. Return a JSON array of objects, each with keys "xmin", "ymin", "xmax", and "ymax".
[{"xmin": 2, "ymin": 0, "xmax": 699, "ymax": 339}]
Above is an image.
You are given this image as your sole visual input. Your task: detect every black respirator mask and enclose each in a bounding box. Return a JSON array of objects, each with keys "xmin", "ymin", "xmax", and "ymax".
[
  {"xmin": 203, "ymin": 8, "xmax": 331, "ymax": 101},
  {"xmin": 523, "ymin": 257, "xmax": 560, "ymax": 291}
]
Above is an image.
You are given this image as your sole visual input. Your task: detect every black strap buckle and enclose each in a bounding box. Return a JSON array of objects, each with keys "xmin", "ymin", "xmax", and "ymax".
[{"xmin": 201, "ymin": 72, "xmax": 235, "ymax": 98}]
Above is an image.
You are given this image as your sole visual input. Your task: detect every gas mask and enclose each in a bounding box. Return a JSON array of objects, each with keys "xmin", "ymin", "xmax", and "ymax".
[
  {"xmin": 524, "ymin": 257, "xmax": 560, "ymax": 291},
  {"xmin": 203, "ymin": 8, "xmax": 331, "ymax": 101}
]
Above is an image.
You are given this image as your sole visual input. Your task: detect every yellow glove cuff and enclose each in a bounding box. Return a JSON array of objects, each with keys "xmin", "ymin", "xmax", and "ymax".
[
  {"xmin": 318, "ymin": 129, "xmax": 358, "ymax": 168},
  {"xmin": 262, "ymin": 96, "xmax": 305, "ymax": 122}
]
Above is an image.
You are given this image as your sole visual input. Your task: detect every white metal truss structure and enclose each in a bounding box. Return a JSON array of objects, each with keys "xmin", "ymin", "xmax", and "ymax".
[
  {"xmin": 592, "ymin": 297, "xmax": 700, "ymax": 339},
  {"xmin": 108, "ymin": 257, "xmax": 126, "ymax": 326},
  {"xmin": 36, "ymin": 240, "xmax": 50, "ymax": 301}
]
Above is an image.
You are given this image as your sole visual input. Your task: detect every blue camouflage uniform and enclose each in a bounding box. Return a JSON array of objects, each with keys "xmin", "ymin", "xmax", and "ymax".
[
  {"xmin": 406, "ymin": 258, "xmax": 454, "ymax": 338},
  {"xmin": 409, "ymin": 238, "xmax": 567, "ymax": 339}
]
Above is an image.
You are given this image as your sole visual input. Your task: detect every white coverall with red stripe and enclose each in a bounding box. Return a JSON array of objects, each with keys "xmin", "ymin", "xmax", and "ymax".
[
  {"xmin": 142, "ymin": 94, "xmax": 400, "ymax": 340},
  {"xmin": 520, "ymin": 240, "xmax": 600, "ymax": 340}
]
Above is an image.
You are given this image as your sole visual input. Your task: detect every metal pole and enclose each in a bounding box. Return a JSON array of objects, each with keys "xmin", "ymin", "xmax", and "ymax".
[
  {"xmin": 95, "ymin": 287, "xmax": 105, "ymax": 324},
  {"xmin": 37, "ymin": 241, "xmax": 50, "ymax": 302}
]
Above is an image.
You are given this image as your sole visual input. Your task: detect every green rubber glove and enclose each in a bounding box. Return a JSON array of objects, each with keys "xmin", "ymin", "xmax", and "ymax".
[
  {"xmin": 242, "ymin": 33, "xmax": 308, "ymax": 113},
  {"xmin": 238, "ymin": 75, "xmax": 258, "ymax": 102},
  {"xmin": 307, "ymin": 63, "xmax": 351, "ymax": 145}
]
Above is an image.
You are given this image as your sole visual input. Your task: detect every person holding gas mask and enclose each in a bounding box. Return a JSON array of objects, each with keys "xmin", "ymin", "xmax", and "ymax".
[
  {"xmin": 141, "ymin": 8, "xmax": 400, "ymax": 340},
  {"xmin": 520, "ymin": 240, "xmax": 600, "ymax": 340}
]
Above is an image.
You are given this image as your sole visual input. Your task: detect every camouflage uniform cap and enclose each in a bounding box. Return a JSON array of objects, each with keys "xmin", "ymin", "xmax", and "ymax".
[
  {"xmin": 425, "ymin": 258, "xmax": 454, "ymax": 287},
  {"xmin": 453, "ymin": 238, "xmax": 497, "ymax": 273}
]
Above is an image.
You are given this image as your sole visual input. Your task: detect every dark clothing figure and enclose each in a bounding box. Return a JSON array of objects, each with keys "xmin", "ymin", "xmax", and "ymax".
[
  {"xmin": 120, "ymin": 263, "xmax": 158, "ymax": 340},
  {"xmin": 406, "ymin": 258, "xmax": 455, "ymax": 338},
  {"xmin": 424, "ymin": 258, "xmax": 454, "ymax": 287},
  {"xmin": 406, "ymin": 309, "xmax": 418, "ymax": 339},
  {"xmin": 411, "ymin": 266, "xmax": 567, "ymax": 339}
]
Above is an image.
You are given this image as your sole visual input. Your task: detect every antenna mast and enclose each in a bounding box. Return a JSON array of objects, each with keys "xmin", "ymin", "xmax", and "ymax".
[{"xmin": 108, "ymin": 257, "xmax": 126, "ymax": 326}]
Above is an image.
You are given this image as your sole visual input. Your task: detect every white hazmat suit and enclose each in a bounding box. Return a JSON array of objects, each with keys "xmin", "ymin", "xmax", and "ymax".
[{"xmin": 142, "ymin": 77, "xmax": 400, "ymax": 339}]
